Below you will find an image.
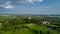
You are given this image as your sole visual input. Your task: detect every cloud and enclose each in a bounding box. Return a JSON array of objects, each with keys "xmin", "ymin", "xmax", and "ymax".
[
  {"xmin": 27, "ymin": 0, "xmax": 33, "ymax": 4},
  {"xmin": 0, "ymin": 1, "xmax": 14, "ymax": 9},
  {"xmin": 26, "ymin": 0, "xmax": 44, "ymax": 4},
  {"xmin": 0, "ymin": 0, "xmax": 44, "ymax": 6},
  {"xmin": 33, "ymin": 0, "xmax": 43, "ymax": 2},
  {"xmin": 19, "ymin": 0, "xmax": 44, "ymax": 4}
]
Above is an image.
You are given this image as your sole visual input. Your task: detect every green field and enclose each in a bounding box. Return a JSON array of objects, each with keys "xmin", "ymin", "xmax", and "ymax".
[{"xmin": 0, "ymin": 23, "xmax": 58, "ymax": 34}]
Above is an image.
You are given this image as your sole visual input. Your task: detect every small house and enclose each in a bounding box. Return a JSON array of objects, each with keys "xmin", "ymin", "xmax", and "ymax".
[{"xmin": 40, "ymin": 21, "xmax": 50, "ymax": 25}]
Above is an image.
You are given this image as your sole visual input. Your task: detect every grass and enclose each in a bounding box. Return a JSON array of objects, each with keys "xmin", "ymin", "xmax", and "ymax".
[
  {"xmin": 0, "ymin": 23, "xmax": 58, "ymax": 34},
  {"xmin": 14, "ymin": 28, "xmax": 36, "ymax": 34},
  {"xmin": 25, "ymin": 23, "xmax": 57, "ymax": 34}
]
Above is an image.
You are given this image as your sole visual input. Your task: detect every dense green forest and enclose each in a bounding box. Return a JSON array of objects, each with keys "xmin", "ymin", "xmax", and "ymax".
[{"xmin": 0, "ymin": 14, "xmax": 60, "ymax": 34}]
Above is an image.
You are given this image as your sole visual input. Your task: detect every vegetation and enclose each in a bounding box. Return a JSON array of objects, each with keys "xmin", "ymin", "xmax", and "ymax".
[{"xmin": 0, "ymin": 14, "xmax": 60, "ymax": 34}]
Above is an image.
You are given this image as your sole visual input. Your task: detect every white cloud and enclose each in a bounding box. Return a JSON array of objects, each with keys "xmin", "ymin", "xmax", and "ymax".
[
  {"xmin": 27, "ymin": 0, "xmax": 33, "ymax": 4},
  {"xmin": 38, "ymin": 0, "xmax": 43, "ymax": 2},
  {"xmin": 0, "ymin": 1, "xmax": 14, "ymax": 9},
  {"xmin": 19, "ymin": 0, "xmax": 44, "ymax": 4},
  {"xmin": 33, "ymin": 0, "xmax": 43, "ymax": 2},
  {"xmin": 27, "ymin": 0, "xmax": 43, "ymax": 3}
]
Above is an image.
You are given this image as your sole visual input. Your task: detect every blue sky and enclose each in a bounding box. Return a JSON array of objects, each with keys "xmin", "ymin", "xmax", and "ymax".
[{"xmin": 0, "ymin": 0, "xmax": 60, "ymax": 14}]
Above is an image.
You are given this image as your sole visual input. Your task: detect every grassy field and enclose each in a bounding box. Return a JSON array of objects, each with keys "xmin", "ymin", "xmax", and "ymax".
[{"xmin": 0, "ymin": 23, "xmax": 58, "ymax": 34}]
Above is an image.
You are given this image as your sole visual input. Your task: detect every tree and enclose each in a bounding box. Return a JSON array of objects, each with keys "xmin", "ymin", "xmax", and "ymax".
[
  {"xmin": 38, "ymin": 30, "xmax": 43, "ymax": 34},
  {"xmin": 46, "ymin": 31, "xmax": 50, "ymax": 34}
]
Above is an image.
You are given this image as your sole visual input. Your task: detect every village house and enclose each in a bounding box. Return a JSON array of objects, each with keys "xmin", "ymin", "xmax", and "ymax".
[
  {"xmin": 28, "ymin": 16, "xmax": 32, "ymax": 19},
  {"xmin": 40, "ymin": 21, "xmax": 50, "ymax": 25}
]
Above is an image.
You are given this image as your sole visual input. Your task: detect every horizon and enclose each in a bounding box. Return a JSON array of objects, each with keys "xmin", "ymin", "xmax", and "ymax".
[{"xmin": 0, "ymin": 13, "xmax": 60, "ymax": 15}]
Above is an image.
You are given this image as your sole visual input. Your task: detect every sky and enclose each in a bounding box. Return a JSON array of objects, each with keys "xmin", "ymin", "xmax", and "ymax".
[{"xmin": 0, "ymin": 0, "xmax": 60, "ymax": 14}]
